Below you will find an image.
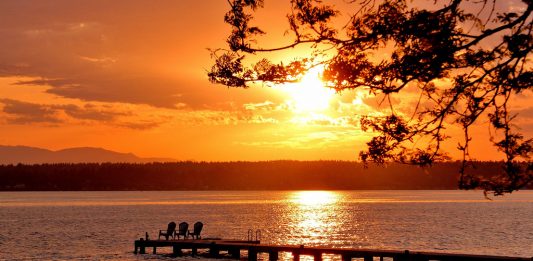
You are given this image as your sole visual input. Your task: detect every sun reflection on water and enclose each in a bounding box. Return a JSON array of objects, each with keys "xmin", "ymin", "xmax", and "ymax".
[
  {"xmin": 291, "ymin": 191, "xmax": 339, "ymax": 206},
  {"xmin": 283, "ymin": 191, "xmax": 344, "ymax": 252}
]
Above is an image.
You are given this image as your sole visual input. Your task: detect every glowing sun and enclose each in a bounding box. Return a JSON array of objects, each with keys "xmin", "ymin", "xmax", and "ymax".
[{"xmin": 283, "ymin": 66, "xmax": 335, "ymax": 112}]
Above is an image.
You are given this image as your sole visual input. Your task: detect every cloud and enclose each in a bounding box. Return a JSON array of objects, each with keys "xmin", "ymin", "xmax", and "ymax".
[
  {"xmin": 244, "ymin": 101, "xmax": 280, "ymax": 111},
  {"xmin": 0, "ymin": 97, "xmax": 291, "ymax": 130},
  {"xmin": 0, "ymin": 1, "xmax": 231, "ymax": 108},
  {"xmin": 115, "ymin": 121, "xmax": 162, "ymax": 130},
  {"xmin": 0, "ymin": 98, "xmax": 162, "ymax": 129},
  {"xmin": 290, "ymin": 114, "xmax": 360, "ymax": 128},
  {"xmin": 14, "ymin": 77, "xmax": 188, "ymax": 109},
  {"xmin": 0, "ymin": 99, "xmax": 61, "ymax": 124},
  {"xmin": 58, "ymin": 103, "xmax": 126, "ymax": 121},
  {"xmin": 515, "ymin": 106, "xmax": 533, "ymax": 120},
  {"xmin": 237, "ymin": 129, "xmax": 366, "ymax": 149},
  {"xmin": 181, "ymin": 109, "xmax": 280, "ymax": 126}
]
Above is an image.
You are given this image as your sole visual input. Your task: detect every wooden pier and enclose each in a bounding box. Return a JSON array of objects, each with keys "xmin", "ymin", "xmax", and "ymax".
[{"xmin": 134, "ymin": 239, "xmax": 531, "ymax": 261}]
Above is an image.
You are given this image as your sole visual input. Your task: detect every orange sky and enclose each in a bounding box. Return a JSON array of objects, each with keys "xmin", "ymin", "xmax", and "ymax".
[{"xmin": 0, "ymin": 0, "xmax": 531, "ymax": 161}]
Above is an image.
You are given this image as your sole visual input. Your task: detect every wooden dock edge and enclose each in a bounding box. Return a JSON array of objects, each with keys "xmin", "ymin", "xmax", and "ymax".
[{"xmin": 133, "ymin": 239, "xmax": 532, "ymax": 261}]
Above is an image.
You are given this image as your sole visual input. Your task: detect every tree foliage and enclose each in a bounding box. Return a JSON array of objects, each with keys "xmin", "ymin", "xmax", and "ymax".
[
  {"xmin": 208, "ymin": 0, "xmax": 533, "ymax": 195},
  {"xmin": 0, "ymin": 161, "xmax": 516, "ymax": 191}
]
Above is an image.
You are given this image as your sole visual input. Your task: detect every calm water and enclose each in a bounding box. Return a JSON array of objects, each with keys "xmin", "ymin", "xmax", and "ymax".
[{"xmin": 0, "ymin": 191, "xmax": 532, "ymax": 260}]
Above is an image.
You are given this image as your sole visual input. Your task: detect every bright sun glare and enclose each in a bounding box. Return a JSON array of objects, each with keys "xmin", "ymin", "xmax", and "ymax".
[
  {"xmin": 292, "ymin": 191, "xmax": 338, "ymax": 206},
  {"xmin": 283, "ymin": 66, "xmax": 335, "ymax": 112}
]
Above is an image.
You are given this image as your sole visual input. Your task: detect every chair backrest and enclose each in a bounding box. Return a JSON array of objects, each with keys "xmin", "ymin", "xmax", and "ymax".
[
  {"xmin": 178, "ymin": 222, "xmax": 189, "ymax": 235},
  {"xmin": 167, "ymin": 222, "xmax": 176, "ymax": 234},
  {"xmin": 193, "ymin": 222, "xmax": 203, "ymax": 234}
]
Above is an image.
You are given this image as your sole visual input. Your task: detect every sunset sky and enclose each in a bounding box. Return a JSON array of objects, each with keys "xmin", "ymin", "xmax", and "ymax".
[{"xmin": 1, "ymin": 0, "xmax": 531, "ymax": 161}]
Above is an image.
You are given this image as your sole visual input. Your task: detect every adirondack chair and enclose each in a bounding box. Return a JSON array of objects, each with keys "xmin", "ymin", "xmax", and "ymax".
[
  {"xmin": 158, "ymin": 222, "xmax": 176, "ymax": 240},
  {"xmin": 175, "ymin": 222, "xmax": 189, "ymax": 239},
  {"xmin": 188, "ymin": 222, "xmax": 203, "ymax": 239}
]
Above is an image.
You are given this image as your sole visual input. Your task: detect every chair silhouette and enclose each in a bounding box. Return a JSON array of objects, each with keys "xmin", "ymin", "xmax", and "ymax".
[
  {"xmin": 158, "ymin": 222, "xmax": 176, "ymax": 240},
  {"xmin": 175, "ymin": 222, "xmax": 189, "ymax": 239},
  {"xmin": 188, "ymin": 222, "xmax": 203, "ymax": 239}
]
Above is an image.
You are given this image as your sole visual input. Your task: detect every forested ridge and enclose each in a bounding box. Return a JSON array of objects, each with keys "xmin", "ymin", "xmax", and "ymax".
[{"xmin": 1, "ymin": 161, "xmax": 527, "ymax": 191}]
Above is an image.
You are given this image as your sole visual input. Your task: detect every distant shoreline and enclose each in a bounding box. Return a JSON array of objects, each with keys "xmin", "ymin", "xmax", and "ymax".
[
  {"xmin": 0, "ymin": 188, "xmax": 470, "ymax": 190},
  {"xmin": 1, "ymin": 161, "xmax": 530, "ymax": 191}
]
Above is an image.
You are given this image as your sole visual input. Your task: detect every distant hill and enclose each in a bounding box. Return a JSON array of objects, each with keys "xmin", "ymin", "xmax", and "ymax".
[{"xmin": 0, "ymin": 145, "xmax": 174, "ymax": 164}]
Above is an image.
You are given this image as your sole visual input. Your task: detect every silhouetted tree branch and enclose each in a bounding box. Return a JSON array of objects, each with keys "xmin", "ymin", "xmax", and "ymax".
[{"xmin": 209, "ymin": 0, "xmax": 533, "ymax": 196}]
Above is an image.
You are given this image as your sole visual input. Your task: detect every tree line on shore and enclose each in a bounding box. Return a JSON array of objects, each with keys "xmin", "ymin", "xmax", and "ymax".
[{"xmin": 0, "ymin": 161, "xmax": 527, "ymax": 191}]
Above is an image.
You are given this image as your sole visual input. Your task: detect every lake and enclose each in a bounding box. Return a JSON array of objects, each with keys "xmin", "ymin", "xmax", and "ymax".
[{"xmin": 0, "ymin": 190, "xmax": 532, "ymax": 260}]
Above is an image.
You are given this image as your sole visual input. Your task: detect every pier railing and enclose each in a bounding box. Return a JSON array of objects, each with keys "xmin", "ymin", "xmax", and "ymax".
[{"xmin": 134, "ymin": 239, "xmax": 531, "ymax": 261}]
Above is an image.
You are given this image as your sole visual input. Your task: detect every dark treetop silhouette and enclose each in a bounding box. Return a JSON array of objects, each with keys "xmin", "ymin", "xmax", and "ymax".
[
  {"xmin": 208, "ymin": 0, "xmax": 533, "ymax": 195},
  {"xmin": 2, "ymin": 161, "xmax": 523, "ymax": 191}
]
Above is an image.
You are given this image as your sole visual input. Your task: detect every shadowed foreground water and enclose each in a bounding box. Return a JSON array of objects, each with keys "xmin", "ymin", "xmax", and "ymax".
[{"xmin": 0, "ymin": 190, "xmax": 532, "ymax": 260}]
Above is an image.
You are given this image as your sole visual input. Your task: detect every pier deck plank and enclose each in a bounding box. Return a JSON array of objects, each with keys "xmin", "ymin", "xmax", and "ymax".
[{"xmin": 134, "ymin": 239, "xmax": 531, "ymax": 261}]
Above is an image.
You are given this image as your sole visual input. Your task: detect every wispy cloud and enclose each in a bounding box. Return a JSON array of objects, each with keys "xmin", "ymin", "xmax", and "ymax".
[
  {"xmin": 236, "ymin": 129, "xmax": 366, "ymax": 149},
  {"xmin": 0, "ymin": 99, "xmax": 163, "ymax": 129},
  {"xmin": 0, "ymin": 99, "xmax": 62, "ymax": 125}
]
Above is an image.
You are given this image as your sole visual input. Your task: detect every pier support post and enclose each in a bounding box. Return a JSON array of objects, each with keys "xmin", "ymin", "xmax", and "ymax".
[
  {"xmin": 392, "ymin": 250, "xmax": 409, "ymax": 261},
  {"xmin": 364, "ymin": 256, "xmax": 372, "ymax": 261},
  {"xmin": 248, "ymin": 249, "xmax": 258, "ymax": 261},
  {"xmin": 172, "ymin": 245, "xmax": 182, "ymax": 256},
  {"xmin": 269, "ymin": 251, "xmax": 278, "ymax": 261},
  {"xmin": 293, "ymin": 251, "xmax": 300, "ymax": 261},
  {"xmin": 138, "ymin": 238, "xmax": 146, "ymax": 254},
  {"xmin": 341, "ymin": 254, "xmax": 351, "ymax": 261},
  {"xmin": 229, "ymin": 248, "xmax": 240, "ymax": 259},
  {"xmin": 314, "ymin": 253, "xmax": 322, "ymax": 261},
  {"xmin": 153, "ymin": 246, "xmax": 156, "ymax": 254},
  {"xmin": 210, "ymin": 242, "xmax": 220, "ymax": 258},
  {"xmin": 403, "ymin": 250, "xmax": 410, "ymax": 261},
  {"xmin": 192, "ymin": 248, "xmax": 198, "ymax": 257}
]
